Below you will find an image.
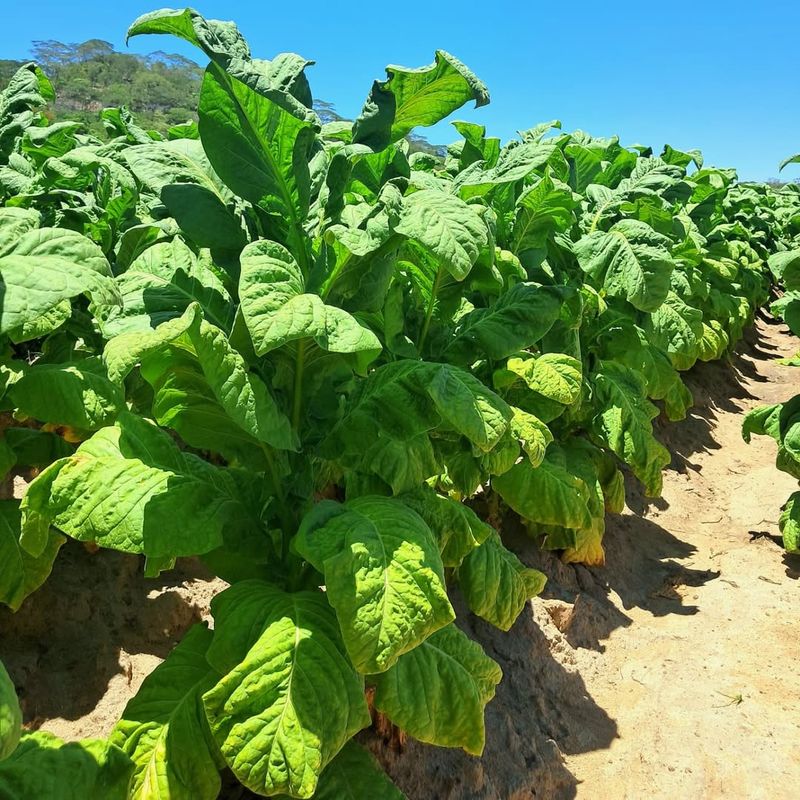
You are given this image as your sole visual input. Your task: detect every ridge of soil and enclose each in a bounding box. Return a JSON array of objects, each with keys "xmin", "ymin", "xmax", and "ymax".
[{"xmin": 1, "ymin": 319, "xmax": 797, "ymax": 799}]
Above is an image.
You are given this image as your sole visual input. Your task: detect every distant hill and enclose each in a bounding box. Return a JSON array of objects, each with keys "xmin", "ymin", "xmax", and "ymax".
[
  {"xmin": 0, "ymin": 39, "xmax": 445, "ymax": 154},
  {"xmin": 1, "ymin": 40, "xmax": 202, "ymax": 135}
]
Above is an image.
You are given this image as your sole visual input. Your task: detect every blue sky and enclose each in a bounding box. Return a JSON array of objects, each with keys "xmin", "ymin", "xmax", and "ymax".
[{"xmin": 2, "ymin": 1, "xmax": 799, "ymax": 180}]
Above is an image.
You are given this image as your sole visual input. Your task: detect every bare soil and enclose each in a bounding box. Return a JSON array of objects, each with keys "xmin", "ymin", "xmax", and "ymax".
[
  {"xmin": 1, "ymin": 318, "xmax": 797, "ymax": 799},
  {"xmin": 559, "ymin": 318, "xmax": 800, "ymax": 799}
]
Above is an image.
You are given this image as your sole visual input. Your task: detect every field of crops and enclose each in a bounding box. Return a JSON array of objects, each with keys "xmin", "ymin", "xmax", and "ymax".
[{"xmin": 0, "ymin": 7, "xmax": 798, "ymax": 799}]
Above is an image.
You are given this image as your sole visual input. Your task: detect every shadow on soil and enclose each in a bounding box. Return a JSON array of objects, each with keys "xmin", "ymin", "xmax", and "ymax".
[
  {"xmin": 0, "ymin": 541, "xmax": 209, "ymax": 725},
  {"xmin": 783, "ymin": 552, "xmax": 800, "ymax": 580}
]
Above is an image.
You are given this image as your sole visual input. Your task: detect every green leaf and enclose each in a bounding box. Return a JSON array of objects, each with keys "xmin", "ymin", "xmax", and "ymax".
[
  {"xmin": 127, "ymin": 8, "xmax": 251, "ymax": 64},
  {"xmin": 540, "ymin": 438, "xmax": 608, "ymax": 565},
  {"xmin": 445, "ymin": 283, "xmax": 564, "ymax": 362},
  {"xmin": 590, "ymin": 361, "xmax": 671, "ymax": 495},
  {"xmin": 121, "ymin": 141, "xmax": 220, "ymax": 196},
  {"xmin": 112, "ymin": 624, "xmax": 221, "ymax": 800},
  {"xmin": 772, "ymin": 291, "xmax": 800, "ymax": 337},
  {"xmin": 182, "ymin": 316, "xmax": 298, "ymax": 450},
  {"xmin": 573, "ymin": 219, "xmax": 675, "ymax": 312},
  {"xmin": 509, "ymin": 407, "xmax": 553, "ymax": 467},
  {"xmin": 779, "ymin": 153, "xmax": 800, "ymax": 172},
  {"xmin": 427, "ymin": 365, "xmax": 511, "ymax": 452},
  {"xmin": 397, "ymin": 486, "xmax": 492, "ymax": 567},
  {"xmin": 298, "ymin": 741, "xmax": 406, "ymax": 800},
  {"xmin": 511, "ymin": 171, "xmax": 576, "ymax": 252},
  {"xmin": 0, "ymin": 732, "xmax": 133, "ymax": 800},
  {"xmin": 0, "ymin": 222, "xmax": 109, "ymax": 272},
  {"xmin": 352, "ymin": 51, "xmax": 489, "ymax": 151},
  {"xmin": 371, "ymin": 623, "xmax": 502, "ymax": 755},
  {"xmin": 767, "ymin": 250, "xmax": 800, "ymax": 291},
  {"xmin": 663, "ymin": 376, "xmax": 694, "ymax": 422},
  {"xmin": 143, "ymin": 347, "xmax": 268, "ymax": 466},
  {"xmin": 8, "ymin": 358, "xmax": 124, "ymax": 431},
  {"xmin": 0, "ymin": 500, "xmax": 64, "ymax": 612},
  {"xmin": 395, "ymin": 189, "xmax": 489, "ymax": 280},
  {"xmin": 742, "ymin": 402, "xmax": 785, "ymax": 444},
  {"xmin": 458, "ymin": 531, "xmax": 546, "ymax": 631},
  {"xmin": 357, "ymin": 434, "xmax": 438, "ymax": 495},
  {"xmin": 239, "ymin": 240, "xmax": 381, "ymax": 357},
  {"xmin": 98, "ymin": 238, "xmax": 233, "ymax": 337},
  {"xmin": 202, "ymin": 582, "xmax": 370, "ymax": 798},
  {"xmin": 643, "ymin": 292, "xmax": 704, "ymax": 370},
  {"xmin": 197, "ymin": 61, "xmax": 316, "ymax": 260},
  {"xmin": 325, "ymin": 361, "xmax": 509, "ymax": 456},
  {"xmin": 105, "ymin": 306, "xmax": 297, "ymax": 453},
  {"xmin": 0, "ymin": 208, "xmax": 39, "ymax": 253},
  {"xmin": 493, "ymin": 449, "xmax": 593, "ymax": 530},
  {"xmin": 479, "ymin": 430, "xmax": 519, "ymax": 477},
  {"xmin": 504, "ymin": 353, "xmax": 582, "ymax": 405},
  {"xmin": 20, "ymin": 413, "xmax": 254, "ymax": 561},
  {"xmin": 0, "ymin": 660, "xmax": 21, "ymax": 761},
  {"xmin": 0, "ymin": 230, "xmax": 117, "ymax": 336},
  {"xmin": 7, "ymin": 302, "xmax": 71, "ymax": 342},
  {"xmin": 161, "ymin": 184, "xmax": 246, "ymax": 250},
  {"xmin": 451, "ymin": 120, "xmax": 500, "ymax": 169},
  {"xmin": 780, "ymin": 492, "xmax": 800, "ymax": 554},
  {"xmin": 323, "ymin": 361, "xmax": 440, "ymax": 448},
  {"xmin": 295, "ymin": 497, "xmax": 454, "ymax": 673},
  {"xmin": 103, "ymin": 304, "xmax": 201, "ymax": 384},
  {"xmin": 455, "ymin": 140, "xmax": 565, "ymax": 200},
  {"xmin": 661, "ymin": 144, "xmax": 703, "ymax": 170}
]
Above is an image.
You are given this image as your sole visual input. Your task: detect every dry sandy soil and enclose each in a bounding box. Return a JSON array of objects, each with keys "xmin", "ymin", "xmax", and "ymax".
[
  {"xmin": 560, "ymin": 317, "xmax": 800, "ymax": 798},
  {"xmin": 1, "ymin": 318, "xmax": 798, "ymax": 799}
]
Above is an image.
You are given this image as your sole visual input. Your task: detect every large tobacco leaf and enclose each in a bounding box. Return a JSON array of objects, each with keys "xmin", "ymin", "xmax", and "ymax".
[
  {"xmin": 19, "ymin": 412, "xmax": 261, "ymax": 562},
  {"xmin": 590, "ymin": 361, "xmax": 671, "ymax": 496},
  {"xmin": 0, "ymin": 226, "xmax": 118, "ymax": 337},
  {"xmin": 111, "ymin": 624, "xmax": 221, "ymax": 800},
  {"xmin": 371, "ymin": 623, "xmax": 502, "ymax": 755},
  {"xmin": 493, "ymin": 447, "xmax": 594, "ymax": 531},
  {"xmin": 202, "ymin": 582, "xmax": 370, "ymax": 798},
  {"xmin": 352, "ymin": 50, "xmax": 489, "ymax": 151},
  {"xmin": 395, "ymin": 189, "xmax": 489, "ymax": 280},
  {"xmin": 296, "ymin": 497, "xmax": 454, "ymax": 673},
  {"xmin": 573, "ymin": 219, "xmax": 675, "ymax": 312},
  {"xmin": 458, "ymin": 531, "xmax": 547, "ymax": 631},
  {"xmin": 298, "ymin": 741, "xmax": 407, "ymax": 799},
  {"xmin": 239, "ymin": 239, "xmax": 381, "ymax": 356},
  {"xmin": 197, "ymin": 61, "xmax": 316, "ymax": 261},
  {"xmin": 104, "ymin": 304, "xmax": 297, "ymax": 455},
  {"xmin": 0, "ymin": 660, "xmax": 21, "ymax": 761},
  {"xmin": 0, "ymin": 732, "xmax": 133, "ymax": 800},
  {"xmin": 0, "ymin": 500, "xmax": 64, "ymax": 612}
]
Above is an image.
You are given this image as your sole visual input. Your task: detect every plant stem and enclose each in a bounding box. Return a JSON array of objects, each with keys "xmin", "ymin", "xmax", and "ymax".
[
  {"xmin": 589, "ymin": 200, "xmax": 612, "ymax": 233},
  {"xmin": 260, "ymin": 444, "xmax": 296, "ymax": 560},
  {"xmin": 319, "ymin": 234, "xmax": 399, "ymax": 301},
  {"xmin": 320, "ymin": 253, "xmax": 352, "ymax": 302},
  {"xmin": 418, "ymin": 267, "xmax": 442, "ymax": 352},
  {"xmin": 261, "ymin": 444, "xmax": 286, "ymax": 505},
  {"xmin": 292, "ymin": 339, "xmax": 307, "ymax": 430}
]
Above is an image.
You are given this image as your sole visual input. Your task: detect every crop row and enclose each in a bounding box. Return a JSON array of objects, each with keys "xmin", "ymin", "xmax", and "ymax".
[{"xmin": 0, "ymin": 8, "xmax": 797, "ymax": 798}]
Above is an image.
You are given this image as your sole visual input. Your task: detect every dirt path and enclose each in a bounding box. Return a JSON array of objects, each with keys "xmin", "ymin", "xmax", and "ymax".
[{"xmin": 561, "ymin": 319, "xmax": 800, "ymax": 799}]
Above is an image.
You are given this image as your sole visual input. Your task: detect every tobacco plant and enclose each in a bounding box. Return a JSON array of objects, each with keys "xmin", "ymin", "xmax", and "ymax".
[
  {"xmin": 0, "ymin": 7, "xmax": 789, "ymax": 798},
  {"xmin": 742, "ymin": 164, "xmax": 800, "ymax": 554}
]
